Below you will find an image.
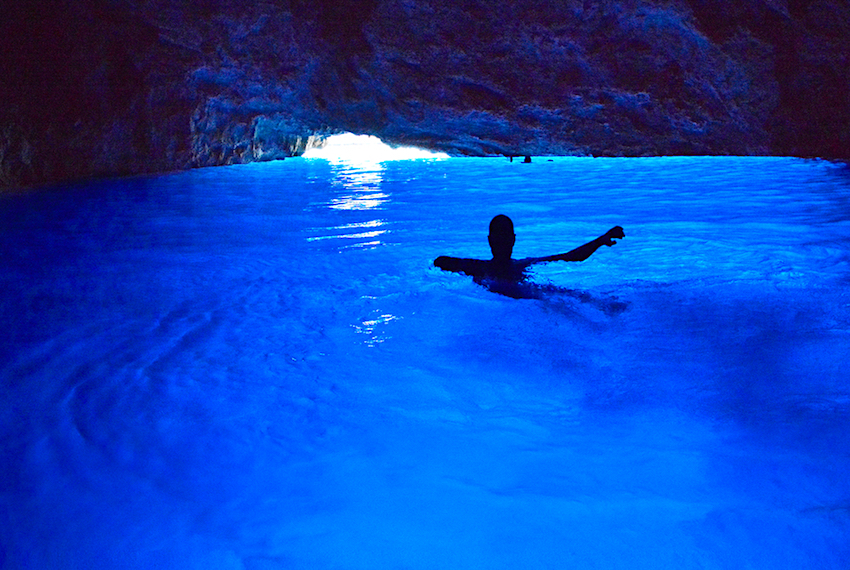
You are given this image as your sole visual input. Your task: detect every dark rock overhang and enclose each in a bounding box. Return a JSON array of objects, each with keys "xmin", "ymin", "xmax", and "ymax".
[{"xmin": 2, "ymin": 0, "xmax": 848, "ymax": 190}]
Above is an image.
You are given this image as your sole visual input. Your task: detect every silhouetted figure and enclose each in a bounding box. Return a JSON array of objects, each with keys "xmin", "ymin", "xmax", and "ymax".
[
  {"xmin": 523, "ymin": 155, "xmax": 532, "ymax": 163},
  {"xmin": 434, "ymin": 215, "xmax": 625, "ymax": 298}
]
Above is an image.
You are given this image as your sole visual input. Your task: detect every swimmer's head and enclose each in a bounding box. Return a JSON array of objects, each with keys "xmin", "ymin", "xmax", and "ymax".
[{"xmin": 488, "ymin": 214, "xmax": 515, "ymax": 261}]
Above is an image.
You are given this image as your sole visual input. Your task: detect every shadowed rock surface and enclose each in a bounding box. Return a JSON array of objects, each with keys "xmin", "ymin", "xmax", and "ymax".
[{"xmin": 2, "ymin": 0, "xmax": 848, "ymax": 189}]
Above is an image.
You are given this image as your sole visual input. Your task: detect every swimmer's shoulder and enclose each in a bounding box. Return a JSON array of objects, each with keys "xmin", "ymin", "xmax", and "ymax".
[{"xmin": 434, "ymin": 256, "xmax": 488, "ymax": 276}]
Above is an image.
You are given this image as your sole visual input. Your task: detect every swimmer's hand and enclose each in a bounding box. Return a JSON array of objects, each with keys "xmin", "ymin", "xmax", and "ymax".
[{"xmin": 602, "ymin": 226, "xmax": 625, "ymax": 246}]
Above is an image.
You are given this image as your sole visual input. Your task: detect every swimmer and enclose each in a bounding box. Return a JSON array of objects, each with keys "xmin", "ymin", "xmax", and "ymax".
[{"xmin": 434, "ymin": 214, "xmax": 624, "ymax": 292}]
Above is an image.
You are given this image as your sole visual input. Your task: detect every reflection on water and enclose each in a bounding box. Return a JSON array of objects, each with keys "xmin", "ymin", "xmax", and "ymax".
[
  {"xmin": 353, "ymin": 308, "xmax": 400, "ymax": 347},
  {"xmin": 2, "ymin": 157, "xmax": 850, "ymax": 569},
  {"xmin": 310, "ymin": 161, "xmax": 391, "ymax": 249},
  {"xmin": 307, "ymin": 219, "xmax": 388, "ymax": 244},
  {"xmin": 329, "ymin": 192, "xmax": 390, "ymax": 211},
  {"xmin": 329, "ymin": 163, "xmax": 389, "ymax": 211}
]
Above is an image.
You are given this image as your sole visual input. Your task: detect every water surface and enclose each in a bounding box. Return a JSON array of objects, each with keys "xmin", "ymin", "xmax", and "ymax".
[{"xmin": 2, "ymin": 156, "xmax": 849, "ymax": 569}]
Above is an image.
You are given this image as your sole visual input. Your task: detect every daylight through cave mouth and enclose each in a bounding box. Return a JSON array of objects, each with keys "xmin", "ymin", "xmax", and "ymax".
[{"xmin": 302, "ymin": 133, "xmax": 449, "ymax": 163}]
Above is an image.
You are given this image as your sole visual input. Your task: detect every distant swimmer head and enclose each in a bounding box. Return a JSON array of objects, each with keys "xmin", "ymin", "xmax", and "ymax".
[{"xmin": 488, "ymin": 214, "xmax": 515, "ymax": 261}]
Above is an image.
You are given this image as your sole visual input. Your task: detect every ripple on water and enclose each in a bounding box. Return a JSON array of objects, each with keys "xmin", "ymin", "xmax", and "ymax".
[{"xmin": 2, "ymin": 157, "xmax": 850, "ymax": 568}]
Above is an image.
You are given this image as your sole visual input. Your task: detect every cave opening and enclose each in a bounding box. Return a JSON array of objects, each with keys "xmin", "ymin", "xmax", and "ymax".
[{"xmin": 302, "ymin": 133, "xmax": 449, "ymax": 163}]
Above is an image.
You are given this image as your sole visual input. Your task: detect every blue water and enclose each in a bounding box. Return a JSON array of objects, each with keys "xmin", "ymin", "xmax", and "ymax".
[{"xmin": 2, "ymin": 156, "xmax": 849, "ymax": 569}]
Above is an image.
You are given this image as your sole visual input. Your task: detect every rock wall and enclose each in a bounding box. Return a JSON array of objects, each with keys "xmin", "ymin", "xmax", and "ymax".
[{"xmin": 2, "ymin": 0, "xmax": 848, "ymax": 190}]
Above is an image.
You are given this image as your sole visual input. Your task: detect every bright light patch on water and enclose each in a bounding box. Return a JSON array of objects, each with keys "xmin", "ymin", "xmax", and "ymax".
[
  {"xmin": 302, "ymin": 132, "xmax": 449, "ymax": 163},
  {"xmin": 1, "ymin": 156, "xmax": 849, "ymax": 569}
]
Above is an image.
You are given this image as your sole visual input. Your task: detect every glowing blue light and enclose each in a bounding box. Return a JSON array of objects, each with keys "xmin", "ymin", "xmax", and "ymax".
[{"xmin": 2, "ymin": 156, "xmax": 849, "ymax": 569}]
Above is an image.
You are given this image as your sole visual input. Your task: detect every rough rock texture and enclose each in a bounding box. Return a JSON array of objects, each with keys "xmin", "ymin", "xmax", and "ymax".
[{"xmin": 2, "ymin": 0, "xmax": 848, "ymax": 189}]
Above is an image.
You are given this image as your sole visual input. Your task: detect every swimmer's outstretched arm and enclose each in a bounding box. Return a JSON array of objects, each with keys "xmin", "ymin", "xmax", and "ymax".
[
  {"xmin": 522, "ymin": 226, "xmax": 625, "ymax": 266},
  {"xmin": 434, "ymin": 256, "xmax": 486, "ymax": 275}
]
